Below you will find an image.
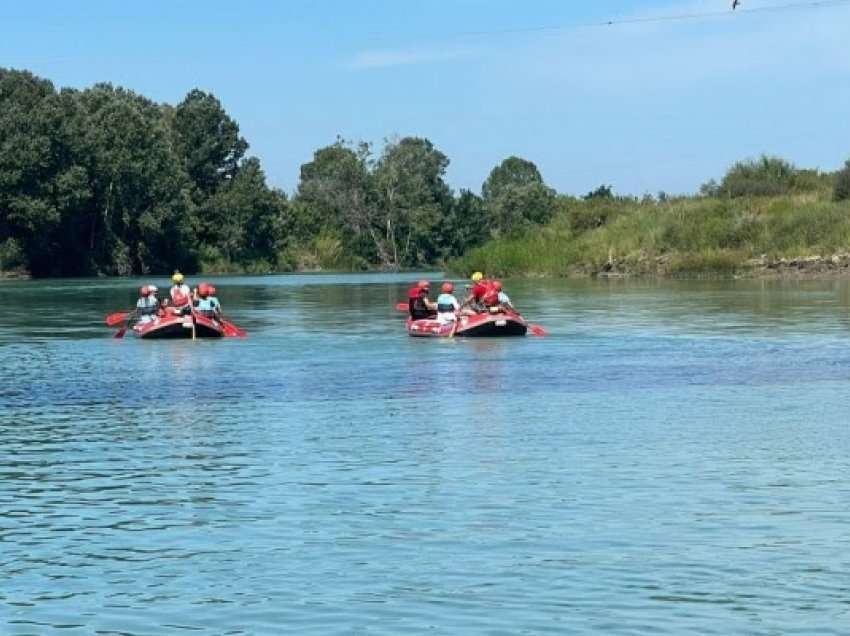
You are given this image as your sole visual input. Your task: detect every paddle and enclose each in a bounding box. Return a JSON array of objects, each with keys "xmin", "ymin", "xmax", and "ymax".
[
  {"xmin": 111, "ymin": 310, "xmax": 138, "ymax": 339},
  {"xmin": 529, "ymin": 324, "xmax": 548, "ymax": 337},
  {"xmin": 105, "ymin": 311, "xmax": 130, "ymax": 327},
  {"xmin": 448, "ymin": 316, "xmax": 459, "ymax": 339},
  {"xmin": 220, "ymin": 317, "xmax": 247, "ymax": 337},
  {"xmin": 395, "ymin": 302, "xmax": 408, "ymax": 312}
]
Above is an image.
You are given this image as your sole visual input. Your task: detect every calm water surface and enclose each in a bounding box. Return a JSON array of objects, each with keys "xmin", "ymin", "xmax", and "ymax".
[{"xmin": 2, "ymin": 274, "xmax": 850, "ymax": 635}]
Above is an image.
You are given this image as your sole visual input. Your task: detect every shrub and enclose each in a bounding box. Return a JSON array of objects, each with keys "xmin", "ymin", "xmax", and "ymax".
[
  {"xmin": 0, "ymin": 238, "xmax": 26, "ymax": 272},
  {"xmin": 835, "ymin": 160, "xmax": 850, "ymax": 202},
  {"xmin": 719, "ymin": 155, "xmax": 799, "ymax": 198}
]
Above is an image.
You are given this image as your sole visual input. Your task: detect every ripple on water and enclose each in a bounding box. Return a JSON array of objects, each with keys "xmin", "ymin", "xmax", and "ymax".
[{"xmin": 3, "ymin": 276, "xmax": 850, "ymax": 634}]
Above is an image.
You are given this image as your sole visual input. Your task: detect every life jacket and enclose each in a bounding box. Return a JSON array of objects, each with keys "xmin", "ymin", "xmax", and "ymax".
[
  {"xmin": 410, "ymin": 295, "xmax": 434, "ymax": 320},
  {"xmin": 171, "ymin": 284, "xmax": 190, "ymax": 307},
  {"xmin": 196, "ymin": 297, "xmax": 212, "ymax": 311},
  {"xmin": 481, "ymin": 287, "xmax": 500, "ymax": 307},
  {"xmin": 436, "ymin": 293, "xmax": 458, "ymax": 314},
  {"xmin": 137, "ymin": 296, "xmax": 158, "ymax": 316},
  {"xmin": 471, "ymin": 281, "xmax": 489, "ymax": 300}
]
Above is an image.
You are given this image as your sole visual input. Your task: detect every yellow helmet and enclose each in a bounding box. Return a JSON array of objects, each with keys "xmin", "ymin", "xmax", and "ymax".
[
  {"xmin": 172, "ymin": 271, "xmax": 184, "ymax": 284},
  {"xmin": 471, "ymin": 272, "xmax": 484, "ymax": 282}
]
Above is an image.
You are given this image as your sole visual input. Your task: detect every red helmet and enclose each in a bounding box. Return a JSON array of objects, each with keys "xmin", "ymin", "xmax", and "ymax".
[
  {"xmin": 493, "ymin": 281, "xmax": 503, "ymax": 291},
  {"xmin": 441, "ymin": 282, "xmax": 454, "ymax": 293},
  {"xmin": 417, "ymin": 280, "xmax": 430, "ymax": 289},
  {"xmin": 198, "ymin": 282, "xmax": 210, "ymax": 298},
  {"xmin": 139, "ymin": 285, "xmax": 150, "ymax": 297}
]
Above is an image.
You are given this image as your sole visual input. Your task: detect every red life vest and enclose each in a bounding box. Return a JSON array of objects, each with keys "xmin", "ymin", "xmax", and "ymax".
[
  {"xmin": 481, "ymin": 287, "xmax": 500, "ymax": 307},
  {"xmin": 171, "ymin": 285, "xmax": 190, "ymax": 307},
  {"xmin": 471, "ymin": 281, "xmax": 489, "ymax": 299}
]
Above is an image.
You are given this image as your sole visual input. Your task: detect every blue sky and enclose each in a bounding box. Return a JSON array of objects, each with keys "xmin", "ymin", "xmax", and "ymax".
[{"xmin": 3, "ymin": 0, "xmax": 849, "ymax": 196}]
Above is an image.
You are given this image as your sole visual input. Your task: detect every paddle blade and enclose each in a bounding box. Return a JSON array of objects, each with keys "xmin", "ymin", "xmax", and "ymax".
[
  {"xmin": 221, "ymin": 319, "xmax": 247, "ymax": 337},
  {"xmin": 529, "ymin": 324, "xmax": 548, "ymax": 337},
  {"xmin": 105, "ymin": 312, "xmax": 129, "ymax": 326},
  {"xmin": 395, "ymin": 302, "xmax": 408, "ymax": 312},
  {"xmin": 113, "ymin": 326, "xmax": 128, "ymax": 339}
]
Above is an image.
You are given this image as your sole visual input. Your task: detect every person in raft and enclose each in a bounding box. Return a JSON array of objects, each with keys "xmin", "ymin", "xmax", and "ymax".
[
  {"xmin": 169, "ymin": 271, "xmax": 192, "ymax": 315},
  {"xmin": 408, "ymin": 280, "xmax": 437, "ymax": 320},
  {"xmin": 195, "ymin": 283, "xmax": 222, "ymax": 321},
  {"xmin": 135, "ymin": 285, "xmax": 160, "ymax": 323},
  {"xmin": 492, "ymin": 281, "xmax": 516, "ymax": 312},
  {"xmin": 435, "ymin": 282, "xmax": 460, "ymax": 324},
  {"xmin": 461, "ymin": 271, "xmax": 490, "ymax": 314}
]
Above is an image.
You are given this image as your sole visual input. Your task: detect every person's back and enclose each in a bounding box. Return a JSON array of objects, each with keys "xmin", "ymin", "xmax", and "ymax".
[
  {"xmin": 409, "ymin": 280, "xmax": 436, "ymax": 319},
  {"xmin": 169, "ymin": 271, "xmax": 191, "ymax": 313},
  {"xmin": 436, "ymin": 282, "xmax": 459, "ymax": 323},
  {"xmin": 136, "ymin": 286, "xmax": 159, "ymax": 323},
  {"xmin": 492, "ymin": 281, "xmax": 515, "ymax": 312},
  {"xmin": 196, "ymin": 283, "xmax": 221, "ymax": 319},
  {"xmin": 480, "ymin": 281, "xmax": 500, "ymax": 308}
]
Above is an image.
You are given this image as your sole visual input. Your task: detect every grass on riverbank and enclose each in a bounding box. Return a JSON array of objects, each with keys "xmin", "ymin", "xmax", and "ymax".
[{"xmin": 449, "ymin": 192, "xmax": 850, "ymax": 277}]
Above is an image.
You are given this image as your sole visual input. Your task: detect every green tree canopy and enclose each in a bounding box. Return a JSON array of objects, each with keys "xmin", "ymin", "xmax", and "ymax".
[
  {"xmin": 173, "ymin": 89, "xmax": 248, "ymax": 199},
  {"xmin": 482, "ymin": 156, "xmax": 556, "ymax": 237}
]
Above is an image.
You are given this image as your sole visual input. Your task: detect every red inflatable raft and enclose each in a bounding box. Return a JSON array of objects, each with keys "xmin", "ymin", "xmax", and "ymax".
[
  {"xmin": 407, "ymin": 311, "xmax": 528, "ymax": 338},
  {"xmin": 132, "ymin": 312, "xmax": 224, "ymax": 339}
]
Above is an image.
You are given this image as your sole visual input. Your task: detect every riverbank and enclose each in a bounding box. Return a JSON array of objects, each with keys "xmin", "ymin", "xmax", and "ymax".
[{"xmin": 449, "ymin": 192, "xmax": 850, "ymax": 279}]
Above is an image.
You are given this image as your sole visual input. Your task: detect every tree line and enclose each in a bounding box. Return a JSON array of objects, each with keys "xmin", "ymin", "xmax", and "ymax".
[{"xmin": 0, "ymin": 69, "xmax": 558, "ymax": 277}]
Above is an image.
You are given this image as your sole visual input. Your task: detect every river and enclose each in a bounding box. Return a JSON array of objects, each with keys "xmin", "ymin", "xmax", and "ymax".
[{"xmin": 2, "ymin": 273, "xmax": 849, "ymax": 634}]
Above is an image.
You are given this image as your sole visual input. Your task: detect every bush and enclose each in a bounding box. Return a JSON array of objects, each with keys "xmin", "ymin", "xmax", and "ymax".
[
  {"xmin": 0, "ymin": 238, "xmax": 26, "ymax": 271},
  {"xmin": 835, "ymin": 160, "xmax": 850, "ymax": 202},
  {"xmin": 719, "ymin": 155, "xmax": 799, "ymax": 198}
]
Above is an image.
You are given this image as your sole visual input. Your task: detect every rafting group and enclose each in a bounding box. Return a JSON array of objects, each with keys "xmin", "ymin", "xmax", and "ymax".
[
  {"xmin": 105, "ymin": 272, "xmax": 245, "ymax": 339},
  {"xmin": 403, "ymin": 272, "xmax": 545, "ymax": 338},
  {"xmin": 106, "ymin": 271, "xmax": 545, "ymax": 340}
]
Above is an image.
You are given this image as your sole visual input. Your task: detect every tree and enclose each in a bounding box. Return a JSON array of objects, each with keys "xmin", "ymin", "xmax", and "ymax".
[
  {"xmin": 372, "ymin": 137, "xmax": 453, "ymax": 267},
  {"xmin": 482, "ymin": 156, "xmax": 556, "ymax": 236},
  {"xmin": 439, "ymin": 189, "xmax": 488, "ymax": 259},
  {"xmin": 202, "ymin": 157, "xmax": 288, "ymax": 266},
  {"xmin": 172, "ymin": 89, "xmax": 248, "ymax": 199},
  {"xmin": 584, "ymin": 184, "xmax": 614, "ymax": 200},
  {"xmin": 0, "ymin": 69, "xmax": 65, "ymax": 275},
  {"xmin": 72, "ymin": 84, "xmax": 195, "ymax": 275},
  {"xmin": 294, "ymin": 139, "xmax": 378, "ymax": 263}
]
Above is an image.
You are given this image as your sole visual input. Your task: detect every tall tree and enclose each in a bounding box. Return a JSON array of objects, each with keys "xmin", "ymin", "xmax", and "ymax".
[
  {"xmin": 203, "ymin": 157, "xmax": 288, "ymax": 266},
  {"xmin": 482, "ymin": 156, "xmax": 556, "ymax": 237},
  {"xmin": 295, "ymin": 139, "xmax": 377, "ymax": 262},
  {"xmin": 172, "ymin": 89, "xmax": 248, "ymax": 199},
  {"xmin": 0, "ymin": 70, "xmax": 66, "ymax": 275},
  {"xmin": 372, "ymin": 137, "xmax": 452, "ymax": 267}
]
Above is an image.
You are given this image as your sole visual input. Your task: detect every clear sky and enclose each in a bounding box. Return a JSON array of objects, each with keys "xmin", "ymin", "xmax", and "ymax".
[{"xmin": 3, "ymin": 0, "xmax": 849, "ymax": 196}]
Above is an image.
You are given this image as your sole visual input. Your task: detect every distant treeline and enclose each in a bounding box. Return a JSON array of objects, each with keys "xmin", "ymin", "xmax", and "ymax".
[
  {"xmin": 0, "ymin": 68, "xmax": 558, "ymax": 277},
  {"xmin": 452, "ymin": 157, "xmax": 850, "ymax": 278},
  {"xmin": 2, "ymin": 68, "xmax": 849, "ymax": 278}
]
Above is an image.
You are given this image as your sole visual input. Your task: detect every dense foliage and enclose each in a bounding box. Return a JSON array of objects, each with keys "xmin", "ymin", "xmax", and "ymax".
[
  {"xmin": 0, "ymin": 69, "xmax": 290, "ymax": 276},
  {"xmin": 451, "ymin": 173, "xmax": 850, "ymax": 278},
  {"xmin": 0, "ymin": 69, "xmax": 558, "ymax": 277},
  {"xmin": 2, "ymin": 69, "xmax": 849, "ymax": 278}
]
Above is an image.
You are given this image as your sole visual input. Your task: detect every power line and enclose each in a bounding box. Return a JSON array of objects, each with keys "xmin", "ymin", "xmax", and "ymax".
[
  {"xmin": 406, "ymin": 0, "xmax": 850, "ymax": 41},
  {"xmin": 598, "ymin": 0, "xmax": 850, "ymax": 27}
]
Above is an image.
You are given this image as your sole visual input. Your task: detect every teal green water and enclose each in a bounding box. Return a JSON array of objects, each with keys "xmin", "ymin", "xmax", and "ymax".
[{"xmin": 2, "ymin": 274, "xmax": 850, "ymax": 635}]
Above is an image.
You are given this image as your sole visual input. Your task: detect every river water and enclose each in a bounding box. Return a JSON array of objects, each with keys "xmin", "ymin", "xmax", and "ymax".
[{"xmin": 2, "ymin": 273, "xmax": 849, "ymax": 635}]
